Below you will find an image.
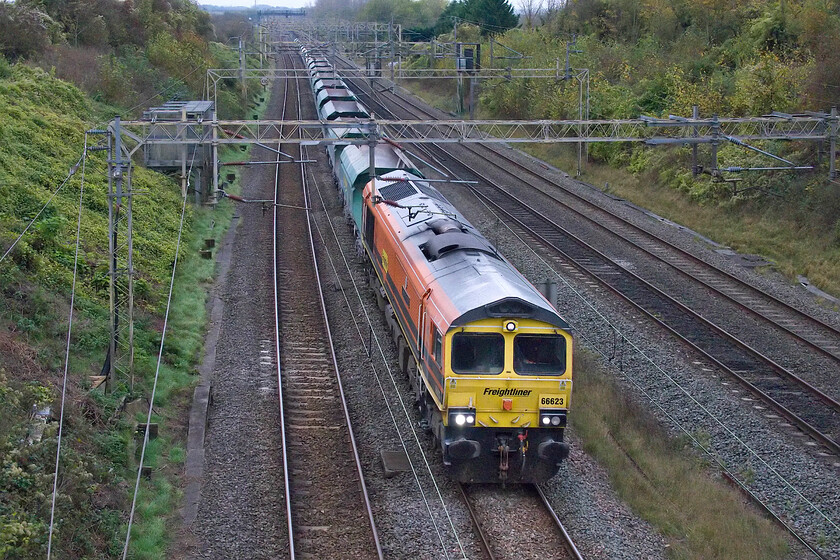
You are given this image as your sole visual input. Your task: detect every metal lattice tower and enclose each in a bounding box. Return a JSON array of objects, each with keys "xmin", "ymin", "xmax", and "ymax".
[{"xmin": 106, "ymin": 117, "xmax": 135, "ymax": 393}]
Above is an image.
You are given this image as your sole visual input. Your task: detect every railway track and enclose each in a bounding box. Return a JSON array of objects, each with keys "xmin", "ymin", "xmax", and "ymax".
[
  {"xmin": 383, "ymin": 76, "xmax": 840, "ymax": 369},
  {"xmin": 333, "ymin": 63, "xmax": 840, "ymax": 460},
  {"xmin": 458, "ymin": 483, "xmax": 583, "ymax": 560},
  {"xmin": 274, "ymin": 50, "xmax": 382, "ymax": 560},
  {"xmin": 309, "ymin": 52, "xmax": 840, "ymax": 557}
]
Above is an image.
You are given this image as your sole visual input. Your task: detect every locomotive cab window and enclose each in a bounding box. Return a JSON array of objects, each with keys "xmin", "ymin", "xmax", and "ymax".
[
  {"xmin": 433, "ymin": 329, "xmax": 443, "ymax": 364},
  {"xmin": 513, "ymin": 334, "xmax": 566, "ymax": 375},
  {"xmin": 451, "ymin": 333, "xmax": 504, "ymax": 374}
]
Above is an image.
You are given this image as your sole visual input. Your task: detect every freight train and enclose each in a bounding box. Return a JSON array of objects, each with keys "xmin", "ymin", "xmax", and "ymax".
[{"xmin": 300, "ymin": 42, "xmax": 573, "ymax": 483}]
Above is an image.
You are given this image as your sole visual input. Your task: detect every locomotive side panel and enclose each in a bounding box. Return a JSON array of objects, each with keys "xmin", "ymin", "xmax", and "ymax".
[
  {"xmin": 301, "ymin": 43, "xmax": 575, "ymax": 483},
  {"xmin": 362, "ymin": 195, "xmax": 445, "ymax": 404}
]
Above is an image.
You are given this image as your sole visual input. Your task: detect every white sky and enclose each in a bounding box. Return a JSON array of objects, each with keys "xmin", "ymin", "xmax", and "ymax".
[
  {"xmin": 199, "ymin": 0, "xmax": 531, "ymax": 12},
  {"xmin": 200, "ymin": 1, "xmax": 312, "ymax": 8}
]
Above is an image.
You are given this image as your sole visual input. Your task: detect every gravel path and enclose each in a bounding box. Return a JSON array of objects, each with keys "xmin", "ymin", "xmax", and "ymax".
[
  {"xmin": 178, "ymin": 43, "xmax": 840, "ymax": 559},
  {"xmin": 182, "ymin": 76, "xmax": 290, "ymax": 559},
  {"xmin": 303, "ymin": 129, "xmax": 669, "ymax": 560}
]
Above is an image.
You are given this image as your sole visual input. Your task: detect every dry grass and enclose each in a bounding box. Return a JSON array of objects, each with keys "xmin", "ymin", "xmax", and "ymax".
[
  {"xmin": 572, "ymin": 351, "xmax": 789, "ymax": 559},
  {"xmin": 400, "ymin": 78, "xmax": 459, "ymax": 115},
  {"xmin": 396, "ymin": 87, "xmax": 820, "ymax": 556}
]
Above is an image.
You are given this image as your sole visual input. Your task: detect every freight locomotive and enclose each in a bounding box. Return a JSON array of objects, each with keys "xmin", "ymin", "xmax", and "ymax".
[{"xmin": 300, "ymin": 43, "xmax": 573, "ymax": 483}]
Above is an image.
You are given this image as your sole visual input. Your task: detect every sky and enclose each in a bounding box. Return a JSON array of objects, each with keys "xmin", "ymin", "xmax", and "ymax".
[
  {"xmin": 198, "ymin": 0, "xmax": 520, "ymax": 8},
  {"xmin": 200, "ymin": 0, "xmax": 312, "ymax": 7},
  {"xmin": 199, "ymin": 0, "xmax": 531, "ymax": 11}
]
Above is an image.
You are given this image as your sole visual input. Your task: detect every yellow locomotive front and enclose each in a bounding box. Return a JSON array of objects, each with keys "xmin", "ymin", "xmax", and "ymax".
[{"xmin": 435, "ymin": 317, "xmax": 573, "ymax": 483}]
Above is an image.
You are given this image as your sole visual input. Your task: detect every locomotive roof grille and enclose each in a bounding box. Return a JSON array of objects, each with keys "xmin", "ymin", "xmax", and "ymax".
[
  {"xmin": 378, "ymin": 180, "xmax": 416, "ymax": 201},
  {"xmin": 421, "ymin": 231, "xmax": 498, "ymax": 261}
]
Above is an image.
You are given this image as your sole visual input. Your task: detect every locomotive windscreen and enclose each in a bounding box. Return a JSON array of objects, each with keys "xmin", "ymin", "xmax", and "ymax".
[
  {"xmin": 451, "ymin": 333, "xmax": 504, "ymax": 374},
  {"xmin": 513, "ymin": 334, "xmax": 566, "ymax": 375}
]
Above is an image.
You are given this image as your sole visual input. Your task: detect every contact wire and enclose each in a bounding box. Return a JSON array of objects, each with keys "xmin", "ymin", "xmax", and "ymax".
[{"xmin": 46, "ymin": 136, "xmax": 88, "ymax": 559}]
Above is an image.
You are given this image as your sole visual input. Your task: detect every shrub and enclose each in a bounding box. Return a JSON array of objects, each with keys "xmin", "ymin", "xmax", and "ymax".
[{"xmin": 0, "ymin": 3, "xmax": 51, "ymax": 61}]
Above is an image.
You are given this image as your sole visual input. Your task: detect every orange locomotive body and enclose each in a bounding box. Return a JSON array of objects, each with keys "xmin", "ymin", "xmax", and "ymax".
[
  {"xmin": 361, "ymin": 171, "xmax": 573, "ymax": 483},
  {"xmin": 299, "ymin": 39, "xmax": 574, "ymax": 483}
]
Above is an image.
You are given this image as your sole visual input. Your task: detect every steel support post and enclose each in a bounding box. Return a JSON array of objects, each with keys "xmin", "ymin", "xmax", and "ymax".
[
  {"xmin": 212, "ymin": 112, "xmax": 219, "ymax": 206},
  {"xmin": 469, "ymin": 75, "xmax": 475, "ymax": 120},
  {"xmin": 111, "ymin": 117, "xmax": 125, "ymax": 393},
  {"xmin": 180, "ymin": 107, "xmax": 188, "ymax": 199},
  {"xmin": 125, "ymin": 161, "xmax": 135, "ymax": 392},
  {"xmin": 577, "ymin": 75, "xmax": 583, "ymax": 176},
  {"xmin": 106, "ymin": 116, "xmax": 135, "ymax": 393},
  {"xmin": 830, "ymin": 106, "xmax": 837, "ymax": 180},
  {"xmin": 490, "ymin": 39, "xmax": 494, "ymax": 68},
  {"xmin": 389, "ymin": 22, "xmax": 395, "ymax": 83},
  {"xmin": 692, "ymin": 105, "xmax": 699, "ymax": 176},
  {"xmin": 106, "ymin": 126, "xmax": 116, "ymax": 394},
  {"xmin": 368, "ymin": 121, "xmax": 378, "ymax": 198},
  {"xmin": 711, "ymin": 115, "xmax": 721, "ymax": 176},
  {"xmin": 238, "ymin": 37, "xmax": 245, "ymax": 98}
]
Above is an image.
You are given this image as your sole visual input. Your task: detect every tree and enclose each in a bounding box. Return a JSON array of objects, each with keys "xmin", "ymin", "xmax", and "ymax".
[
  {"xmin": 464, "ymin": 0, "xmax": 518, "ymax": 35},
  {"xmin": 521, "ymin": 0, "xmax": 543, "ymax": 29},
  {"xmin": 433, "ymin": 0, "xmax": 518, "ymax": 36},
  {"xmin": 0, "ymin": 3, "xmax": 52, "ymax": 60},
  {"xmin": 433, "ymin": 0, "xmax": 467, "ymax": 35}
]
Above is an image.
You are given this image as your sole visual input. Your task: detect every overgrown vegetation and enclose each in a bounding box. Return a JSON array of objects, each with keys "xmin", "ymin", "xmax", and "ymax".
[
  {"xmin": 387, "ymin": 0, "xmax": 840, "ymax": 297},
  {"xmin": 0, "ymin": 8, "xmax": 264, "ymax": 556},
  {"xmin": 0, "ymin": 0, "xmax": 253, "ymax": 117},
  {"xmin": 318, "ymin": 0, "xmax": 837, "ymax": 555},
  {"xmin": 570, "ymin": 351, "xmax": 789, "ymax": 559},
  {"xmin": 0, "ymin": 61, "xmax": 177, "ymax": 558},
  {"xmin": 311, "ymin": 0, "xmax": 520, "ymax": 38}
]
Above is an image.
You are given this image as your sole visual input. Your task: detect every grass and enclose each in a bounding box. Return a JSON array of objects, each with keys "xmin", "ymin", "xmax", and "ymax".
[
  {"xmin": 400, "ymin": 77, "xmax": 459, "ymax": 115},
  {"xmin": 523, "ymin": 143, "xmax": 840, "ymax": 302},
  {"xmin": 124, "ymin": 75, "xmax": 272, "ymax": 559},
  {"xmin": 398, "ymin": 81, "xmax": 797, "ymax": 558},
  {"xmin": 572, "ymin": 351, "xmax": 789, "ymax": 559}
]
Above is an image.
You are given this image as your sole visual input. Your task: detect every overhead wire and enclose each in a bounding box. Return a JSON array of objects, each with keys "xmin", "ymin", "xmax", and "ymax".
[
  {"xmin": 305, "ymin": 161, "xmax": 465, "ymax": 560},
  {"xmin": 0, "ymin": 152, "xmax": 85, "ymax": 265},
  {"xmin": 318, "ymin": 63, "xmax": 472, "ymax": 557},
  {"xmin": 359, "ymin": 66, "xmax": 836, "ymax": 548},
  {"xmin": 294, "ymin": 46, "xmax": 459, "ymax": 558},
  {"xmin": 3, "ymin": 31, "xmax": 248, "ymax": 558},
  {"xmin": 45, "ymin": 134, "xmax": 89, "ymax": 560},
  {"xmin": 117, "ymin": 40, "xmax": 250, "ymax": 557},
  {"xmin": 462, "ymin": 164, "xmax": 839, "ymax": 547},
  {"xmin": 120, "ymin": 148, "xmax": 195, "ymax": 560}
]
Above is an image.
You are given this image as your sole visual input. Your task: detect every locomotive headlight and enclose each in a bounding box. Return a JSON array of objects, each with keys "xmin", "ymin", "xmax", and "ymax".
[
  {"xmin": 449, "ymin": 409, "xmax": 476, "ymax": 427},
  {"xmin": 540, "ymin": 411, "xmax": 567, "ymax": 428},
  {"xmin": 504, "ymin": 320, "xmax": 517, "ymax": 332}
]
